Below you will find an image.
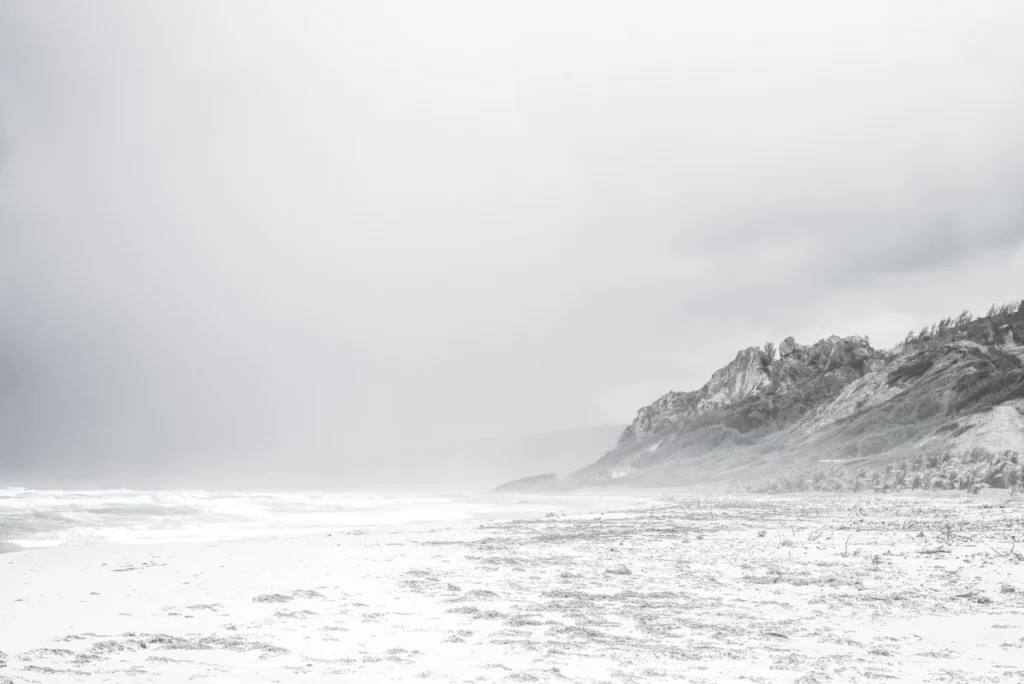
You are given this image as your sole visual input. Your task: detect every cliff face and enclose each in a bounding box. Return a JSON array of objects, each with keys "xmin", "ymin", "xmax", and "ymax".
[
  {"xmin": 616, "ymin": 346, "xmax": 775, "ymax": 446},
  {"xmin": 559, "ymin": 301, "xmax": 1024, "ymax": 492},
  {"xmin": 612, "ymin": 335, "xmax": 880, "ymax": 453}
]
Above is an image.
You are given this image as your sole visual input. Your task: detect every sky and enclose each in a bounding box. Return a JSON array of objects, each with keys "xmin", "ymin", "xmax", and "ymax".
[{"xmin": 1, "ymin": 1, "xmax": 1023, "ymax": 487}]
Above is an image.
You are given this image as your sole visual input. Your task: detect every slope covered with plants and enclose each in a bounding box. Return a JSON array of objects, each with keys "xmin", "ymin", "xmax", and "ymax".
[{"xmin": 498, "ymin": 297, "xmax": 1024, "ymax": 493}]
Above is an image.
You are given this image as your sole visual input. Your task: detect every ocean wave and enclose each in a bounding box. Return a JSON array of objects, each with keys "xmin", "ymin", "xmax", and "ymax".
[
  {"xmin": 0, "ymin": 540, "xmax": 24, "ymax": 554},
  {"xmin": 0, "ymin": 488, "xmax": 484, "ymax": 551}
]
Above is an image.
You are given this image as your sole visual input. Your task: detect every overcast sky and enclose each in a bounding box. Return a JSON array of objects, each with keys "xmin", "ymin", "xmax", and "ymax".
[{"xmin": 1, "ymin": 1, "xmax": 1023, "ymax": 486}]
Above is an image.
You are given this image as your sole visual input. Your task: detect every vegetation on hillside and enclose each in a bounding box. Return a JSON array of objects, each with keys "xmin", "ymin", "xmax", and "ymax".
[
  {"xmin": 591, "ymin": 295, "xmax": 1024, "ymax": 494},
  {"xmin": 751, "ymin": 440, "xmax": 1024, "ymax": 495},
  {"xmin": 898, "ymin": 298, "xmax": 1024, "ymax": 348},
  {"xmin": 743, "ymin": 296, "xmax": 1024, "ymax": 494}
]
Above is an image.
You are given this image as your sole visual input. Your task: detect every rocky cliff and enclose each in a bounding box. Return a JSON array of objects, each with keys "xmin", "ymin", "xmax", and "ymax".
[{"xmin": 498, "ymin": 298, "xmax": 1024, "ymax": 493}]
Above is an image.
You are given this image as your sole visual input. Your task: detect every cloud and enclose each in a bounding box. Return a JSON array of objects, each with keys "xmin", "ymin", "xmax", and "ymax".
[
  {"xmin": 0, "ymin": 126, "xmax": 8, "ymax": 176},
  {"xmin": 1, "ymin": 0, "xmax": 1023, "ymax": 487}
]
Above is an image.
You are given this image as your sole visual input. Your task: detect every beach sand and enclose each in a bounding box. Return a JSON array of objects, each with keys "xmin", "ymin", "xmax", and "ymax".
[{"xmin": 2, "ymin": 492, "xmax": 1023, "ymax": 682}]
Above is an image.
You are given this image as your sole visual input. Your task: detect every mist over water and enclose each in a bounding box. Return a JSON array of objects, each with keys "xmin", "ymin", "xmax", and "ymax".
[{"xmin": 0, "ymin": 487, "xmax": 643, "ymax": 552}]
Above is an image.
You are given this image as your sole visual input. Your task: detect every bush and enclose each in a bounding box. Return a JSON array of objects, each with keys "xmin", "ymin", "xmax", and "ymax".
[
  {"xmin": 914, "ymin": 395, "xmax": 944, "ymax": 420},
  {"xmin": 951, "ymin": 369, "xmax": 1024, "ymax": 414},
  {"xmin": 887, "ymin": 356, "xmax": 935, "ymax": 386}
]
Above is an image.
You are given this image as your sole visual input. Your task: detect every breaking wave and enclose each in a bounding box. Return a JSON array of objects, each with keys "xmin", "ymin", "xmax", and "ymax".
[{"xmin": 0, "ymin": 488, "xmax": 503, "ymax": 552}]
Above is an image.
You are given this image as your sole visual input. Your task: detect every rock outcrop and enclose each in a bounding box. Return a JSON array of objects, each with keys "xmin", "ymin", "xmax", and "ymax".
[
  {"xmin": 506, "ymin": 298, "xmax": 1024, "ymax": 493},
  {"xmin": 612, "ymin": 334, "xmax": 881, "ymax": 456}
]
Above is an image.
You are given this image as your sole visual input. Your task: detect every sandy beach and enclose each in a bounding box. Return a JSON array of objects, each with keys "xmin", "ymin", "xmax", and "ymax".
[{"xmin": 2, "ymin": 492, "xmax": 1024, "ymax": 683}]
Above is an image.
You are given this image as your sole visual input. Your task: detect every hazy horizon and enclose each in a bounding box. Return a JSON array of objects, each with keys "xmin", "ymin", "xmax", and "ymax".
[{"xmin": 2, "ymin": 1, "xmax": 1023, "ymax": 487}]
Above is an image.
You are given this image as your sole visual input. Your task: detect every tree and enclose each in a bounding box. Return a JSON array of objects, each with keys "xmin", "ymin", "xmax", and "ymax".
[{"xmin": 763, "ymin": 341, "xmax": 776, "ymax": 362}]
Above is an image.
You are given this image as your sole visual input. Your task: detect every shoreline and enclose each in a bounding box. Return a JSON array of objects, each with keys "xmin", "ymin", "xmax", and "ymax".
[
  {"xmin": 1, "ymin": 493, "xmax": 1022, "ymax": 682},
  {"xmin": 0, "ymin": 489, "xmax": 654, "ymax": 556}
]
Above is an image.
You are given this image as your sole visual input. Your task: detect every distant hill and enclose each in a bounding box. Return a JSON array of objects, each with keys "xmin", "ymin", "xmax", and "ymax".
[
  {"xmin": 443, "ymin": 424, "xmax": 624, "ymax": 489},
  {"xmin": 498, "ymin": 297, "xmax": 1024, "ymax": 494},
  {"xmin": 493, "ymin": 473, "xmax": 563, "ymax": 493}
]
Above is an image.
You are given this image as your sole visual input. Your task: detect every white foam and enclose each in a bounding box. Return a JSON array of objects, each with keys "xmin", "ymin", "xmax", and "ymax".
[
  {"xmin": 0, "ymin": 488, "xmax": 628, "ymax": 550},
  {"xmin": 0, "ymin": 488, "xmax": 484, "ymax": 549}
]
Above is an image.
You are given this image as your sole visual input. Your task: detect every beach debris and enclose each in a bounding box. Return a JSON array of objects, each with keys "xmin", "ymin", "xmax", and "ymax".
[
  {"xmin": 111, "ymin": 560, "xmax": 164, "ymax": 573},
  {"xmin": 919, "ymin": 546, "xmax": 951, "ymax": 555},
  {"xmin": 274, "ymin": 609, "xmax": 318, "ymax": 619},
  {"xmin": 758, "ymin": 530, "xmax": 768, "ymax": 538},
  {"xmin": 605, "ymin": 564, "xmax": 632, "ymax": 576},
  {"xmin": 186, "ymin": 604, "xmax": 222, "ymax": 612},
  {"xmin": 1000, "ymin": 583, "xmax": 1016, "ymax": 594}
]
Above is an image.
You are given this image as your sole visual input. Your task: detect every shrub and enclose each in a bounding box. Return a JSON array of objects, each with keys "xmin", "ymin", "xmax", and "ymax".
[
  {"xmin": 887, "ymin": 357, "xmax": 935, "ymax": 387},
  {"xmin": 914, "ymin": 395, "xmax": 944, "ymax": 420},
  {"xmin": 950, "ymin": 369, "xmax": 1024, "ymax": 414}
]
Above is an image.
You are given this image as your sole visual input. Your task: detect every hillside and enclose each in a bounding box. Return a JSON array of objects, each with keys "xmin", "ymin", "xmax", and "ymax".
[{"xmin": 498, "ymin": 298, "xmax": 1024, "ymax": 493}]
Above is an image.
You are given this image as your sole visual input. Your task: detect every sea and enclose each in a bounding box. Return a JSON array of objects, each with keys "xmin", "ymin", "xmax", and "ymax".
[{"xmin": 0, "ymin": 487, "xmax": 640, "ymax": 553}]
